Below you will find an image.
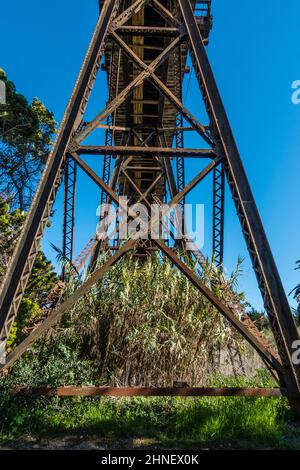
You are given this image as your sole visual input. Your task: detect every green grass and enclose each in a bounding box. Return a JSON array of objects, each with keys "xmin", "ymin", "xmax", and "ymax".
[
  {"xmin": 1, "ymin": 371, "xmax": 299, "ymax": 449},
  {"xmin": 1, "ymin": 395, "xmax": 299, "ymax": 449}
]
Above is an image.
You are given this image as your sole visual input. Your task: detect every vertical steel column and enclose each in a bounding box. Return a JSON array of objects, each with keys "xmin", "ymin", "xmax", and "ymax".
[
  {"xmin": 100, "ymin": 45, "xmax": 121, "ymax": 209},
  {"xmin": 173, "ymin": 44, "xmax": 185, "ymax": 249},
  {"xmin": 176, "ymin": 122, "xmax": 185, "ymax": 202},
  {"xmin": 88, "ymin": 123, "xmax": 112, "ymax": 270},
  {"xmin": 101, "ymin": 128, "xmax": 113, "ymax": 205},
  {"xmin": 62, "ymin": 156, "xmax": 77, "ymax": 279},
  {"xmin": 175, "ymin": 45, "xmax": 185, "ymax": 213},
  {"xmin": 212, "ymin": 164, "xmax": 225, "ymax": 267}
]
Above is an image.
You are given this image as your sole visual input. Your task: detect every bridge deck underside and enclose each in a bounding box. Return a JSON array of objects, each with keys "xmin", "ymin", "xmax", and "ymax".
[{"xmin": 102, "ymin": 0, "xmax": 211, "ymax": 202}]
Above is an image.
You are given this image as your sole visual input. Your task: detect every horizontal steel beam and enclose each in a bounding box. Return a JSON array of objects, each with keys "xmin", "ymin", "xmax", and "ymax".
[
  {"xmin": 12, "ymin": 386, "xmax": 286, "ymax": 397},
  {"xmin": 97, "ymin": 124, "xmax": 195, "ymax": 133},
  {"xmin": 117, "ymin": 26, "xmax": 179, "ymax": 36},
  {"xmin": 76, "ymin": 145, "xmax": 216, "ymax": 158}
]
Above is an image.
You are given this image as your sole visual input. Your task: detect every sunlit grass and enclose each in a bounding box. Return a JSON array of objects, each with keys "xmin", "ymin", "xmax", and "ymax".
[{"xmin": 1, "ymin": 391, "xmax": 299, "ymax": 448}]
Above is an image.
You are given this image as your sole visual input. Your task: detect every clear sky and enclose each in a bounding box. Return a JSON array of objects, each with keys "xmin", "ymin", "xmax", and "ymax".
[{"xmin": 1, "ymin": 0, "xmax": 299, "ymax": 311}]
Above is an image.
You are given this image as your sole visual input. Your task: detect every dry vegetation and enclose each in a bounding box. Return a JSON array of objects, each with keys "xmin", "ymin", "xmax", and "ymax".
[{"xmin": 42, "ymin": 252, "xmax": 267, "ymax": 387}]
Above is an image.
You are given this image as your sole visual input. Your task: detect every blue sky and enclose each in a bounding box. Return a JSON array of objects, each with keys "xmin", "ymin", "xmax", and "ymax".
[{"xmin": 1, "ymin": 0, "xmax": 299, "ymax": 311}]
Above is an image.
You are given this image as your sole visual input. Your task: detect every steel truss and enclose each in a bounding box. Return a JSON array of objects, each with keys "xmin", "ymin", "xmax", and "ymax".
[
  {"xmin": 62, "ymin": 156, "xmax": 77, "ymax": 279},
  {"xmin": 175, "ymin": 44, "xmax": 185, "ymax": 211},
  {"xmin": 212, "ymin": 163, "xmax": 225, "ymax": 268},
  {"xmin": 0, "ymin": 0, "xmax": 299, "ymax": 414}
]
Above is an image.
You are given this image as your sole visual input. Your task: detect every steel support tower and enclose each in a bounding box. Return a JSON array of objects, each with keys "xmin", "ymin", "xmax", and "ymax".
[{"xmin": 0, "ymin": 0, "xmax": 299, "ymax": 413}]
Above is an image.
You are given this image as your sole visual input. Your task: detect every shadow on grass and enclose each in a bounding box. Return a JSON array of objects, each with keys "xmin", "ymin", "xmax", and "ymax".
[{"xmin": 1, "ymin": 395, "xmax": 299, "ymax": 449}]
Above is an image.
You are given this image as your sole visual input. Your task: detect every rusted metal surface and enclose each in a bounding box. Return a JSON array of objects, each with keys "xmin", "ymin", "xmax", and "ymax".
[
  {"xmin": 62, "ymin": 157, "xmax": 77, "ymax": 280},
  {"xmin": 74, "ymin": 237, "xmax": 99, "ymax": 271},
  {"xmin": 12, "ymin": 386, "xmax": 286, "ymax": 398},
  {"xmin": 212, "ymin": 164, "xmax": 225, "ymax": 268},
  {"xmin": 76, "ymin": 145, "xmax": 215, "ymax": 158}
]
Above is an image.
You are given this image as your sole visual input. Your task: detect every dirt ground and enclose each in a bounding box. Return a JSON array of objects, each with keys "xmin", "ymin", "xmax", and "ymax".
[{"xmin": 0, "ymin": 435, "xmax": 278, "ymax": 450}]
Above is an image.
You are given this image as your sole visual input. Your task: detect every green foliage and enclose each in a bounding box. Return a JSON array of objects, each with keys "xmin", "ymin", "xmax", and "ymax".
[
  {"xmin": 3, "ymin": 339, "xmax": 96, "ymax": 388},
  {"xmin": 0, "ymin": 69, "xmax": 39, "ymax": 141},
  {"xmin": 24, "ymin": 250, "xmax": 58, "ymax": 305},
  {"xmin": 0, "ymin": 69, "xmax": 55, "ymax": 146},
  {"xmin": 247, "ymin": 307, "xmax": 270, "ymax": 330},
  {"xmin": 0, "ymin": 196, "xmax": 58, "ymax": 347},
  {"xmin": 0, "ymin": 248, "xmax": 297, "ymax": 448},
  {"xmin": 7, "ymin": 251, "xmax": 59, "ymax": 348},
  {"xmin": 0, "ymin": 197, "xmax": 26, "ymax": 280},
  {"xmin": 0, "ymin": 69, "xmax": 56, "ymax": 209}
]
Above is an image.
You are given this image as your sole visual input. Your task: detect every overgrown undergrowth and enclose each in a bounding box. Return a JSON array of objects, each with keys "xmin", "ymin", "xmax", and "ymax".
[
  {"xmin": 8, "ymin": 253, "xmax": 264, "ymax": 388},
  {"xmin": 1, "ymin": 256, "xmax": 298, "ymax": 449},
  {"xmin": 0, "ymin": 396, "xmax": 299, "ymax": 449},
  {"xmin": 1, "ymin": 374, "xmax": 299, "ymax": 449}
]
